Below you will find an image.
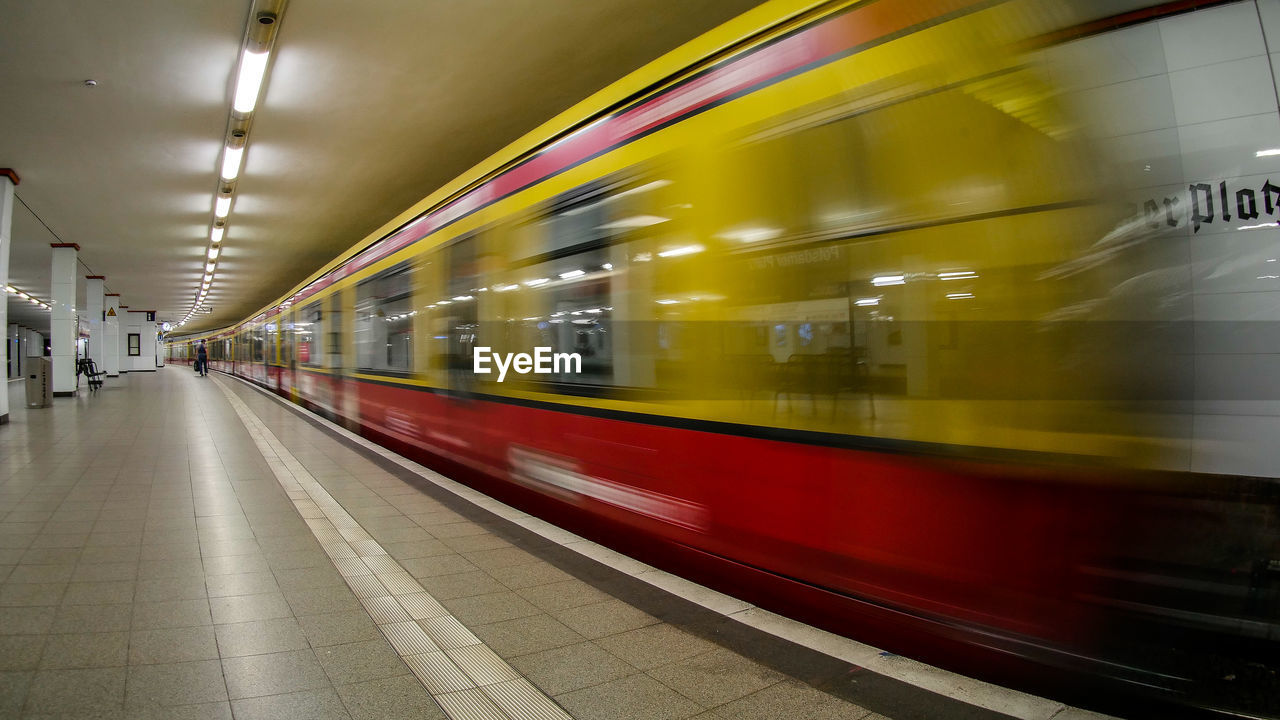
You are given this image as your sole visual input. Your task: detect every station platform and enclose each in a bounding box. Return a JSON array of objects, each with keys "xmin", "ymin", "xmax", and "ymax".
[{"xmin": 0, "ymin": 369, "xmax": 1110, "ymax": 720}]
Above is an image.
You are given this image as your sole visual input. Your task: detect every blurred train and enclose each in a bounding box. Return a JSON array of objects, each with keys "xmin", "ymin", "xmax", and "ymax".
[{"xmin": 169, "ymin": 0, "xmax": 1280, "ymax": 716}]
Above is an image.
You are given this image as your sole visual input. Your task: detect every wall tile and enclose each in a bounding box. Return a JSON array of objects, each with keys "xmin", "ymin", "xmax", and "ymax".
[
  {"xmin": 1169, "ymin": 56, "xmax": 1276, "ymax": 126},
  {"xmin": 1072, "ymin": 73, "xmax": 1176, "ymax": 137},
  {"xmin": 1048, "ymin": 20, "xmax": 1168, "ymax": 90},
  {"xmin": 1159, "ymin": 0, "xmax": 1267, "ymax": 72},
  {"xmin": 1177, "ymin": 112, "xmax": 1280, "ymax": 181}
]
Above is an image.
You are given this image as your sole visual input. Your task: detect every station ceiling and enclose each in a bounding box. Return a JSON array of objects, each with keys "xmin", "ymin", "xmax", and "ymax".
[
  {"xmin": 0, "ymin": 0, "xmax": 764, "ymax": 335},
  {"xmin": 0, "ymin": 0, "xmax": 1182, "ymax": 337}
]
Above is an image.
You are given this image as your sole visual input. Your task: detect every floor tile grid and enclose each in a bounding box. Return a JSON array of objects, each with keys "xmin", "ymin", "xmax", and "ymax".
[
  {"xmin": 211, "ymin": 375, "xmax": 573, "ymax": 720},
  {"xmin": 2, "ymin": 373, "xmax": 235, "ymax": 717},
  {"xmin": 214, "ymin": 383, "xmax": 890, "ymax": 720}
]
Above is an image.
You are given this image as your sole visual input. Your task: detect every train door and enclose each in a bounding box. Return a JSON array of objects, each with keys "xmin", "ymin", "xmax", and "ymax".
[
  {"xmin": 336, "ymin": 286, "xmax": 361, "ymax": 431},
  {"xmin": 416, "ymin": 234, "xmax": 491, "ymax": 466},
  {"xmin": 296, "ymin": 300, "xmax": 323, "ymax": 412},
  {"xmin": 251, "ymin": 322, "xmax": 266, "ymax": 384},
  {"xmin": 281, "ymin": 307, "xmax": 295, "ymax": 399}
]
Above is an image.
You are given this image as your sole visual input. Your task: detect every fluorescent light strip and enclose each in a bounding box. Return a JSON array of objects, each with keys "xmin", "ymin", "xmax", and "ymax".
[
  {"xmin": 215, "ymin": 195, "xmax": 231, "ymax": 217},
  {"xmin": 221, "ymin": 145, "xmax": 244, "ymax": 181},
  {"xmin": 233, "ymin": 50, "xmax": 270, "ymax": 113}
]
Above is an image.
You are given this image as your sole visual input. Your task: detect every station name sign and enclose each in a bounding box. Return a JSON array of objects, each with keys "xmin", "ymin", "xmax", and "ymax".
[{"xmin": 1138, "ymin": 179, "xmax": 1280, "ymax": 233}]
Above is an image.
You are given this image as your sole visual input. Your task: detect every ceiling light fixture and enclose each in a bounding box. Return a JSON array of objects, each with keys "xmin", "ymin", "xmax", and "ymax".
[
  {"xmin": 233, "ymin": 50, "xmax": 270, "ymax": 113},
  {"xmin": 220, "ymin": 144, "xmax": 244, "ymax": 181},
  {"xmin": 185, "ymin": 2, "xmax": 285, "ymax": 324}
]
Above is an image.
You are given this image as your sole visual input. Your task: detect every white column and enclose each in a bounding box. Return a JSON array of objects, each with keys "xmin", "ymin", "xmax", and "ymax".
[
  {"xmin": 25, "ymin": 329, "xmax": 43, "ymax": 358},
  {"xmin": 6, "ymin": 323, "xmax": 16, "ymax": 379},
  {"xmin": 85, "ymin": 276, "xmax": 104, "ymax": 369},
  {"xmin": 50, "ymin": 243, "xmax": 78, "ymax": 396},
  {"xmin": 0, "ymin": 170, "xmax": 16, "ymax": 423},
  {"xmin": 18, "ymin": 328, "xmax": 26, "ymax": 371},
  {"xmin": 103, "ymin": 294, "xmax": 120, "ymax": 376}
]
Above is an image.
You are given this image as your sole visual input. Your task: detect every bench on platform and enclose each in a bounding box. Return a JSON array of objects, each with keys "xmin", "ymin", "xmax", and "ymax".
[{"xmin": 77, "ymin": 358, "xmax": 106, "ymax": 391}]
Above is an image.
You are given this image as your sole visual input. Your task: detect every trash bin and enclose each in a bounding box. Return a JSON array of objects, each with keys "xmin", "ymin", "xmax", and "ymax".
[{"xmin": 26, "ymin": 357, "xmax": 52, "ymax": 409}]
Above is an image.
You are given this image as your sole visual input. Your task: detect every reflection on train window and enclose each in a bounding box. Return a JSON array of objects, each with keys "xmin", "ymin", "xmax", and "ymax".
[
  {"xmin": 299, "ymin": 301, "xmax": 323, "ymax": 367},
  {"xmin": 356, "ymin": 263, "xmax": 414, "ymax": 373},
  {"xmin": 507, "ymin": 187, "xmax": 625, "ymax": 387},
  {"xmin": 443, "ymin": 236, "xmax": 479, "ymax": 383},
  {"xmin": 528, "ymin": 247, "xmax": 612, "ymax": 385}
]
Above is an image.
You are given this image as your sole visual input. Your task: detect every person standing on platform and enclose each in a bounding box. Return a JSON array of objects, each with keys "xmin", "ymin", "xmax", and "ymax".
[{"xmin": 196, "ymin": 340, "xmax": 208, "ymax": 376}]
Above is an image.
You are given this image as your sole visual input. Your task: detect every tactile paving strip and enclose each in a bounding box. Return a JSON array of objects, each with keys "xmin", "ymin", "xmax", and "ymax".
[{"xmin": 213, "ymin": 376, "xmax": 573, "ymax": 720}]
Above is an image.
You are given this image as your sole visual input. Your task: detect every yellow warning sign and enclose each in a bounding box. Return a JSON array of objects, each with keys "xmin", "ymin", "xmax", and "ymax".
[{"xmin": 106, "ymin": 307, "xmax": 116, "ymax": 317}]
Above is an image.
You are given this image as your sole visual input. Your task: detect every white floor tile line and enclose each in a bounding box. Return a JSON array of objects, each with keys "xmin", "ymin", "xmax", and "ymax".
[
  {"xmin": 221, "ymin": 372, "xmax": 1115, "ymax": 720},
  {"xmin": 210, "ymin": 374, "xmax": 572, "ymax": 720}
]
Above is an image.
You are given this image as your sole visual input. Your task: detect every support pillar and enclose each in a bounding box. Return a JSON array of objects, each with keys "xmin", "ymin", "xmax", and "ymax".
[
  {"xmin": 86, "ymin": 276, "xmax": 105, "ymax": 370},
  {"xmin": 50, "ymin": 243, "xmax": 79, "ymax": 397},
  {"xmin": 0, "ymin": 169, "xmax": 17, "ymax": 423},
  {"xmin": 103, "ymin": 293, "xmax": 120, "ymax": 377},
  {"xmin": 6, "ymin": 323, "xmax": 17, "ymax": 379},
  {"xmin": 17, "ymin": 327, "xmax": 28, "ymax": 376}
]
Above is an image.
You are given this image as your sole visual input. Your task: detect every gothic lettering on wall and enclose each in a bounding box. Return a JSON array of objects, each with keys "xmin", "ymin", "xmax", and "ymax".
[{"xmin": 1135, "ymin": 179, "xmax": 1280, "ymax": 232}]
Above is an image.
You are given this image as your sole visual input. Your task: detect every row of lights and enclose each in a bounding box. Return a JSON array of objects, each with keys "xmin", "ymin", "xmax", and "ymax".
[
  {"xmin": 4, "ymin": 285, "xmax": 50, "ymax": 310},
  {"xmin": 176, "ymin": 2, "xmax": 283, "ymax": 331}
]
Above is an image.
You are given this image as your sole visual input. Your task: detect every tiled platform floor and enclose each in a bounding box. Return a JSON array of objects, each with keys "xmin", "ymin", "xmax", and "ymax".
[{"xmin": 0, "ymin": 370, "xmax": 1040, "ymax": 720}]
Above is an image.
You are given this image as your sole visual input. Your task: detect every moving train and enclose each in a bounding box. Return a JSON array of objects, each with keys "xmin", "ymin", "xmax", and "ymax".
[{"xmin": 169, "ymin": 0, "xmax": 1280, "ymax": 715}]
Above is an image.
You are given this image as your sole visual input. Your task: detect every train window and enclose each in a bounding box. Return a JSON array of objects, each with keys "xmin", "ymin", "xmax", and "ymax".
[
  {"xmin": 251, "ymin": 326, "xmax": 265, "ymax": 363},
  {"xmin": 513, "ymin": 247, "xmax": 613, "ymax": 386},
  {"xmin": 266, "ymin": 322, "xmax": 279, "ymax": 364},
  {"xmin": 502, "ymin": 182, "xmax": 663, "ymax": 389},
  {"xmin": 299, "ymin": 301, "xmax": 323, "ymax": 367},
  {"xmin": 443, "ymin": 236, "xmax": 479, "ymax": 385},
  {"xmin": 355, "ymin": 263, "xmax": 414, "ymax": 373}
]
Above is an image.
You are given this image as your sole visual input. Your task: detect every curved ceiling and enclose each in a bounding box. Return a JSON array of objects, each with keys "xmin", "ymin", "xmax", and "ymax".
[{"xmin": 0, "ymin": 0, "xmax": 765, "ymax": 334}]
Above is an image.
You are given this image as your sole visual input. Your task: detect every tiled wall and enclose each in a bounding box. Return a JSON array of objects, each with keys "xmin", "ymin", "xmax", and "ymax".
[{"xmin": 1041, "ymin": 0, "xmax": 1280, "ymax": 476}]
